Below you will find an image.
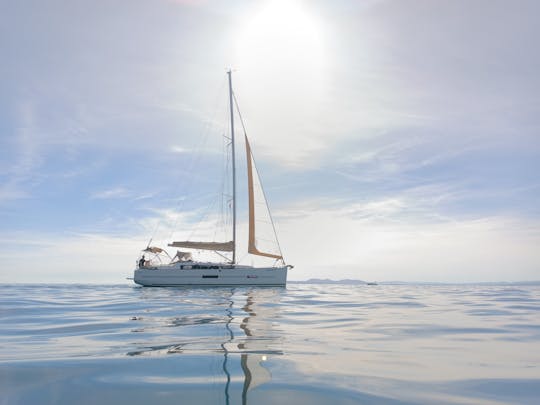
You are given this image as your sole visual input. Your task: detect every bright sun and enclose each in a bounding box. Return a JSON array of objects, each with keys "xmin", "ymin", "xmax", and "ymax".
[
  {"xmin": 232, "ymin": 0, "xmax": 328, "ymax": 165},
  {"xmin": 235, "ymin": 0, "xmax": 325, "ymax": 77}
]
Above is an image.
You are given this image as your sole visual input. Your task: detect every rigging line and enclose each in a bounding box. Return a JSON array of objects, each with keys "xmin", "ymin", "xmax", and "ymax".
[
  {"xmin": 214, "ymin": 134, "xmax": 230, "ymax": 242},
  {"xmin": 217, "ymin": 133, "xmax": 226, "ymax": 239},
  {"xmin": 151, "ymin": 99, "xmax": 224, "ymax": 245},
  {"xmin": 232, "ymin": 93, "xmax": 286, "ymax": 263},
  {"xmin": 220, "ymin": 126, "xmax": 233, "ymax": 237},
  {"xmin": 186, "ymin": 93, "xmax": 233, "ymax": 247},
  {"xmin": 165, "ymin": 76, "xmax": 228, "ymax": 243},
  {"xmin": 170, "ymin": 88, "xmax": 224, "ymax": 235},
  {"xmin": 187, "ymin": 190, "xmax": 221, "ymax": 241},
  {"xmin": 187, "ymin": 128, "xmax": 231, "ymax": 245}
]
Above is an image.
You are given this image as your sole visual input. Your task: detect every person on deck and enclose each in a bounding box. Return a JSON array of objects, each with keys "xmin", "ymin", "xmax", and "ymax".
[{"xmin": 138, "ymin": 255, "xmax": 146, "ymax": 268}]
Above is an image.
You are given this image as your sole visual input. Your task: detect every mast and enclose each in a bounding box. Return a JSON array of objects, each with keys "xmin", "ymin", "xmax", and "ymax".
[{"xmin": 227, "ymin": 69, "xmax": 237, "ymax": 264}]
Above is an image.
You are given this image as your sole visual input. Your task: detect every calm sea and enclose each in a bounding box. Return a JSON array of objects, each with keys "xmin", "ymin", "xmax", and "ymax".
[{"xmin": 0, "ymin": 283, "xmax": 539, "ymax": 404}]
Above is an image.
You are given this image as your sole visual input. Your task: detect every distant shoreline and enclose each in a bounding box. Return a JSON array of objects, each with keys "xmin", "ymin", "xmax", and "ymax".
[
  {"xmin": 288, "ymin": 279, "xmax": 540, "ymax": 286},
  {"xmin": 1, "ymin": 280, "xmax": 540, "ymax": 286}
]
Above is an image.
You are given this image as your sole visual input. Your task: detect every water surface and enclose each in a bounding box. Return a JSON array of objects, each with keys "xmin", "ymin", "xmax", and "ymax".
[{"xmin": 1, "ymin": 283, "xmax": 539, "ymax": 404}]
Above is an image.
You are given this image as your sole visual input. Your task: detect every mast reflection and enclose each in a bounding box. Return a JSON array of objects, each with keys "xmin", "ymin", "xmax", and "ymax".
[
  {"xmin": 127, "ymin": 287, "xmax": 283, "ymax": 404},
  {"xmin": 222, "ymin": 288, "xmax": 283, "ymax": 404},
  {"xmin": 222, "ymin": 291, "xmax": 234, "ymax": 405}
]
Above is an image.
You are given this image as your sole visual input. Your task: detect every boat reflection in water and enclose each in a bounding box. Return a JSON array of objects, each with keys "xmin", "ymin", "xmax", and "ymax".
[
  {"xmin": 223, "ymin": 290, "xmax": 279, "ymax": 404},
  {"xmin": 127, "ymin": 287, "xmax": 284, "ymax": 404}
]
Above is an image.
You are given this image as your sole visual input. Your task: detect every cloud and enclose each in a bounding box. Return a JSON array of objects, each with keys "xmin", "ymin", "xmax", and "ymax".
[
  {"xmin": 170, "ymin": 146, "xmax": 191, "ymax": 154},
  {"xmin": 0, "ymin": 205, "xmax": 235, "ymax": 283},
  {"xmin": 0, "ymin": 232, "xmax": 142, "ymax": 284},
  {"xmin": 0, "ymin": 101, "xmax": 41, "ymax": 204},
  {"xmin": 0, "ymin": 195, "xmax": 538, "ymax": 283},
  {"xmin": 0, "ymin": 0, "xmax": 538, "ymax": 284},
  {"xmin": 277, "ymin": 201, "xmax": 540, "ymax": 282},
  {"xmin": 91, "ymin": 187, "xmax": 132, "ymax": 200},
  {"xmin": 0, "ymin": 184, "xmax": 28, "ymax": 203}
]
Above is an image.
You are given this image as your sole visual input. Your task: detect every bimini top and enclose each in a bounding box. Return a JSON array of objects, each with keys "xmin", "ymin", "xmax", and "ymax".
[{"xmin": 143, "ymin": 246, "xmax": 165, "ymax": 254}]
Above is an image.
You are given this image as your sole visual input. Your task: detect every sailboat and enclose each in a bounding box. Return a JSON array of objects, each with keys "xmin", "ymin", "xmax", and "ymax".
[{"xmin": 133, "ymin": 71, "xmax": 291, "ymax": 286}]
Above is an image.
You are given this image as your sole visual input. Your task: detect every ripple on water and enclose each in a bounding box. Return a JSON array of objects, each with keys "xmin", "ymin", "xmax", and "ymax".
[{"xmin": 0, "ymin": 283, "xmax": 539, "ymax": 404}]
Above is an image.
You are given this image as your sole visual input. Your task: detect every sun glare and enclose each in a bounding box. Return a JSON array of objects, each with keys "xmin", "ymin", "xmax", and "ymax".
[
  {"xmin": 235, "ymin": 0, "xmax": 325, "ymax": 77},
  {"xmin": 233, "ymin": 0, "xmax": 327, "ymax": 164}
]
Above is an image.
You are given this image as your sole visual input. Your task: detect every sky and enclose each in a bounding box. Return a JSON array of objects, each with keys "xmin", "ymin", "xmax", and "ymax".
[{"xmin": 0, "ymin": 0, "xmax": 539, "ymax": 283}]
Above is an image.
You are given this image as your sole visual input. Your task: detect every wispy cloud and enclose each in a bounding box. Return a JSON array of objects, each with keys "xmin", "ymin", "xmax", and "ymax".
[
  {"xmin": 91, "ymin": 187, "xmax": 162, "ymax": 202},
  {"xmin": 0, "ymin": 231, "xmax": 143, "ymax": 283},
  {"xmin": 133, "ymin": 193, "xmax": 156, "ymax": 201},
  {"xmin": 1, "ymin": 0, "xmax": 538, "ymax": 283},
  {"xmin": 170, "ymin": 146, "xmax": 191, "ymax": 154},
  {"xmin": 91, "ymin": 187, "xmax": 131, "ymax": 200},
  {"xmin": 277, "ymin": 201, "xmax": 540, "ymax": 282},
  {"xmin": 0, "ymin": 101, "xmax": 41, "ymax": 204},
  {"xmin": 0, "ymin": 184, "xmax": 28, "ymax": 203}
]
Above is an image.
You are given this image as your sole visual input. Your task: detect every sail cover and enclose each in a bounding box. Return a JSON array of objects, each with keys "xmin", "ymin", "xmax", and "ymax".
[
  {"xmin": 168, "ymin": 241, "xmax": 234, "ymax": 252},
  {"xmin": 245, "ymin": 135, "xmax": 283, "ymax": 260}
]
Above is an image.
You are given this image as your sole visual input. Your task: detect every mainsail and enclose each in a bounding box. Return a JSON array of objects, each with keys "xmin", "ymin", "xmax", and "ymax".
[{"xmin": 168, "ymin": 241, "xmax": 234, "ymax": 252}]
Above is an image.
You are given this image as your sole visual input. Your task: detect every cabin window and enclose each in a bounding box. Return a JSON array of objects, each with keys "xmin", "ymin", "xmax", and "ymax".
[{"xmin": 202, "ymin": 275, "xmax": 219, "ymax": 279}]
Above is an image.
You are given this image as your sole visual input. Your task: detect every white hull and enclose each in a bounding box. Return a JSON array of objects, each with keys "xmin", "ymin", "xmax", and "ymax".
[{"xmin": 134, "ymin": 264, "xmax": 287, "ymax": 287}]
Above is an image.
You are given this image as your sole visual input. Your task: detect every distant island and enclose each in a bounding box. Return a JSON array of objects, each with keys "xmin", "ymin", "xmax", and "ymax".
[
  {"xmin": 288, "ymin": 279, "xmax": 367, "ymax": 285},
  {"xmin": 289, "ymin": 279, "xmax": 540, "ymax": 286}
]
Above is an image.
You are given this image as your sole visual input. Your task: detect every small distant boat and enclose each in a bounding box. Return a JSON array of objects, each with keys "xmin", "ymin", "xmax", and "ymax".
[
  {"xmin": 133, "ymin": 71, "xmax": 292, "ymax": 287},
  {"xmin": 366, "ymin": 282, "xmax": 378, "ymax": 286}
]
